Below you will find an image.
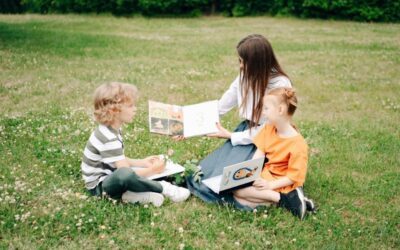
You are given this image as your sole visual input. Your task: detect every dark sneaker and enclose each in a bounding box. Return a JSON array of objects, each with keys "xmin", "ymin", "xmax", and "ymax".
[
  {"xmin": 279, "ymin": 187, "xmax": 306, "ymax": 220},
  {"xmin": 304, "ymin": 196, "xmax": 316, "ymax": 213}
]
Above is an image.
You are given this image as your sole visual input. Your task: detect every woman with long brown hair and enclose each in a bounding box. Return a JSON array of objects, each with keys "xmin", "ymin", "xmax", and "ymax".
[{"xmin": 186, "ymin": 34, "xmax": 293, "ymax": 209}]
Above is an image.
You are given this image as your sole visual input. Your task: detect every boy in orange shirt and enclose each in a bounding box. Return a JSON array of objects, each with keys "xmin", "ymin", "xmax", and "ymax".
[{"xmin": 233, "ymin": 87, "xmax": 314, "ymax": 219}]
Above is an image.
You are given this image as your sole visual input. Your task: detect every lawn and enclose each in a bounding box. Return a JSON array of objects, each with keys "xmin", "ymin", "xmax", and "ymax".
[{"xmin": 0, "ymin": 14, "xmax": 399, "ymax": 249}]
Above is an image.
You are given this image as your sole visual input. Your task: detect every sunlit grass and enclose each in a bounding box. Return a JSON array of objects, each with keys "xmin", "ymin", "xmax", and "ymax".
[{"xmin": 0, "ymin": 14, "xmax": 399, "ymax": 249}]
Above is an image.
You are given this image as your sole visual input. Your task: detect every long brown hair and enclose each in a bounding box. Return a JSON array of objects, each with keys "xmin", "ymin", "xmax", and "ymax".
[{"xmin": 237, "ymin": 34, "xmax": 288, "ymax": 128}]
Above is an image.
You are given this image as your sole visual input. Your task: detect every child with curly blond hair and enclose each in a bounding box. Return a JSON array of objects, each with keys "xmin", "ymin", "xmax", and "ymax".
[{"xmin": 81, "ymin": 82, "xmax": 190, "ymax": 206}]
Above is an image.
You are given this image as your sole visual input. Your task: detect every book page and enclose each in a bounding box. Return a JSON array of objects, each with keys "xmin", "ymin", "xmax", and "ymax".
[
  {"xmin": 146, "ymin": 159, "xmax": 185, "ymax": 180},
  {"xmin": 219, "ymin": 157, "xmax": 264, "ymax": 192},
  {"xmin": 182, "ymin": 100, "xmax": 219, "ymax": 137},
  {"xmin": 131, "ymin": 158, "xmax": 185, "ymax": 180},
  {"xmin": 149, "ymin": 100, "xmax": 183, "ymax": 135}
]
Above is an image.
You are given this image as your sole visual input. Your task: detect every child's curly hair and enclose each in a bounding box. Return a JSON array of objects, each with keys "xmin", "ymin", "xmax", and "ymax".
[{"xmin": 93, "ymin": 82, "xmax": 138, "ymax": 126}]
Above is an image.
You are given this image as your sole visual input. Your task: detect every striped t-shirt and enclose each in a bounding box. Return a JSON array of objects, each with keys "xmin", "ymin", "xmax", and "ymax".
[{"xmin": 81, "ymin": 124, "xmax": 125, "ymax": 189}]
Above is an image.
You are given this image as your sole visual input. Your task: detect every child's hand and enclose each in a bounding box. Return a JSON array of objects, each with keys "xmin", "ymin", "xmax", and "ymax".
[
  {"xmin": 143, "ymin": 155, "xmax": 161, "ymax": 168},
  {"xmin": 150, "ymin": 158, "xmax": 166, "ymax": 174},
  {"xmin": 253, "ymin": 178, "xmax": 273, "ymax": 190}
]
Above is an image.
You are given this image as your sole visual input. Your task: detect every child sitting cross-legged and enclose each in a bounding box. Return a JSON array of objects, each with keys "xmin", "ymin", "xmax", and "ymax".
[
  {"xmin": 81, "ymin": 82, "xmax": 190, "ymax": 206},
  {"xmin": 233, "ymin": 87, "xmax": 314, "ymax": 220}
]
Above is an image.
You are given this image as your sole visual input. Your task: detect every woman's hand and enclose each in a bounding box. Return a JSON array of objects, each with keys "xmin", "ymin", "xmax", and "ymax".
[
  {"xmin": 207, "ymin": 122, "xmax": 232, "ymax": 139},
  {"xmin": 171, "ymin": 135, "xmax": 185, "ymax": 141},
  {"xmin": 253, "ymin": 178, "xmax": 274, "ymax": 190}
]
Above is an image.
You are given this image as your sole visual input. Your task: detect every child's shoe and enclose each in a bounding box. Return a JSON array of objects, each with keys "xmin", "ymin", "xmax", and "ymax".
[
  {"xmin": 279, "ymin": 187, "xmax": 306, "ymax": 220},
  {"xmin": 304, "ymin": 196, "xmax": 316, "ymax": 213},
  {"xmin": 122, "ymin": 191, "xmax": 164, "ymax": 207},
  {"xmin": 159, "ymin": 180, "xmax": 190, "ymax": 202}
]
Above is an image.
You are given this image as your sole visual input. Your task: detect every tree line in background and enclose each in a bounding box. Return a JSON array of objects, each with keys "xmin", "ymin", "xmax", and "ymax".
[{"xmin": 1, "ymin": 0, "xmax": 399, "ymax": 22}]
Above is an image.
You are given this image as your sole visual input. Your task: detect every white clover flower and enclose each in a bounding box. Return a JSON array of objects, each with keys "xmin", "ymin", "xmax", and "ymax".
[
  {"xmin": 178, "ymin": 227, "xmax": 184, "ymax": 233},
  {"xmin": 179, "ymin": 243, "xmax": 185, "ymax": 250},
  {"xmin": 234, "ymin": 241, "xmax": 240, "ymax": 246}
]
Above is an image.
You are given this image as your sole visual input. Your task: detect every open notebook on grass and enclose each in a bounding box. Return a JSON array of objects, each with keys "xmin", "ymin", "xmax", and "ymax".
[
  {"xmin": 131, "ymin": 156, "xmax": 185, "ymax": 180},
  {"xmin": 148, "ymin": 100, "xmax": 219, "ymax": 138}
]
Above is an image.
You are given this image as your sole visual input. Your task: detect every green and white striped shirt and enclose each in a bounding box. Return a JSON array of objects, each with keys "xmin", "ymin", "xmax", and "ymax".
[{"xmin": 81, "ymin": 124, "xmax": 125, "ymax": 189}]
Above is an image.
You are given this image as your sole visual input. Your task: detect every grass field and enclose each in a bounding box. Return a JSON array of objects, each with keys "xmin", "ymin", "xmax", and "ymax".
[{"xmin": 0, "ymin": 14, "xmax": 399, "ymax": 249}]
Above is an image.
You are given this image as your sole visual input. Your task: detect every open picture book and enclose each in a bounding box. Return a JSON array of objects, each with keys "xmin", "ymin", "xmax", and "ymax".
[
  {"xmin": 131, "ymin": 156, "xmax": 185, "ymax": 180},
  {"xmin": 202, "ymin": 157, "xmax": 265, "ymax": 194},
  {"xmin": 148, "ymin": 100, "xmax": 219, "ymax": 137}
]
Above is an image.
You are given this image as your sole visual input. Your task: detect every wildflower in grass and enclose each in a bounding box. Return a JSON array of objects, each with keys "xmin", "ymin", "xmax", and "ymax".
[
  {"xmin": 21, "ymin": 212, "xmax": 31, "ymax": 222},
  {"xmin": 234, "ymin": 241, "xmax": 240, "ymax": 246},
  {"xmin": 179, "ymin": 243, "xmax": 185, "ymax": 250},
  {"xmin": 178, "ymin": 227, "xmax": 184, "ymax": 234}
]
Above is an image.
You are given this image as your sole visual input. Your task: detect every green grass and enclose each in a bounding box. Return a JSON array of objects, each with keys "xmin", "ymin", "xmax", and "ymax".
[{"xmin": 1, "ymin": 14, "xmax": 399, "ymax": 249}]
